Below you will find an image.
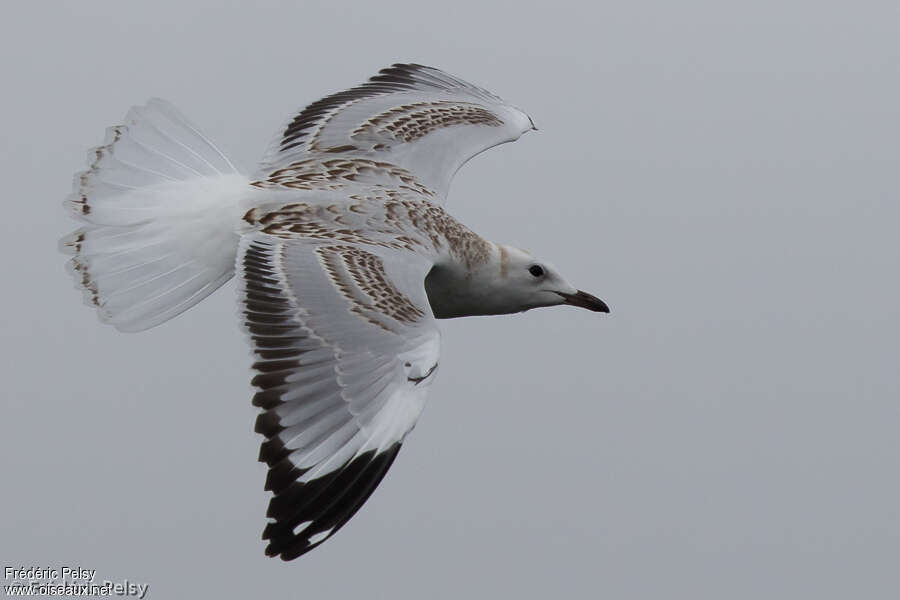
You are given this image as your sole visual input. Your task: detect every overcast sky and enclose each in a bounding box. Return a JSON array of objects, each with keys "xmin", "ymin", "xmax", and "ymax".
[{"xmin": 2, "ymin": 1, "xmax": 899, "ymax": 598}]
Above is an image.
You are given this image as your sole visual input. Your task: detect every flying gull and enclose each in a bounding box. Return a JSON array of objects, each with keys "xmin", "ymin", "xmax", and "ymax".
[{"xmin": 61, "ymin": 63, "xmax": 609, "ymax": 560}]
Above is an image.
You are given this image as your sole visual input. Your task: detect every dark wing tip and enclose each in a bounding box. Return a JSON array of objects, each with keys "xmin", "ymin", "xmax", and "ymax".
[
  {"xmin": 261, "ymin": 443, "xmax": 402, "ymax": 560},
  {"xmin": 277, "ymin": 62, "xmax": 494, "ymax": 152}
]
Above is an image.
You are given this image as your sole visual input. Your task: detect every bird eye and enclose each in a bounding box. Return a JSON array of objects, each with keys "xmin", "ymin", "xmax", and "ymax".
[{"xmin": 528, "ymin": 265, "xmax": 545, "ymax": 277}]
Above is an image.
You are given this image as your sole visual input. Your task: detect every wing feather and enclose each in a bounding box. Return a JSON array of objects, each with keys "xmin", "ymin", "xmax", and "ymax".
[
  {"xmin": 256, "ymin": 63, "xmax": 534, "ymax": 200},
  {"xmin": 239, "ymin": 233, "xmax": 439, "ymax": 560}
]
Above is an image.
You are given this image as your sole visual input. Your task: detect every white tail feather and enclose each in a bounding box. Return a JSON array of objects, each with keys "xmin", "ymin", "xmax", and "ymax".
[{"xmin": 61, "ymin": 99, "xmax": 249, "ymax": 332}]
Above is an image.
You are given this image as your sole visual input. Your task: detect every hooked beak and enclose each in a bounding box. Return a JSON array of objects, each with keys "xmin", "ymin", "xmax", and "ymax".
[{"xmin": 557, "ymin": 290, "xmax": 610, "ymax": 313}]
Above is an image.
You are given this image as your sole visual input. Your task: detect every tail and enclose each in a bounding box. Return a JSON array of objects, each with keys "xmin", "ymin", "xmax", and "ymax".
[{"xmin": 61, "ymin": 99, "xmax": 250, "ymax": 332}]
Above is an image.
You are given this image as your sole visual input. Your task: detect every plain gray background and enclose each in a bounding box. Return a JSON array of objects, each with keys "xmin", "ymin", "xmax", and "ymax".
[{"xmin": 2, "ymin": 1, "xmax": 899, "ymax": 598}]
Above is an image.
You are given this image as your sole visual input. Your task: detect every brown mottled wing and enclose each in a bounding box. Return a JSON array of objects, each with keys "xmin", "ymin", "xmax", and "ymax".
[
  {"xmin": 256, "ymin": 63, "xmax": 535, "ymax": 200},
  {"xmin": 238, "ymin": 232, "xmax": 440, "ymax": 560}
]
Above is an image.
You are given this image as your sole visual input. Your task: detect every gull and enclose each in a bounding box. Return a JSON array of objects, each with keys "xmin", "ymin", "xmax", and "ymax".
[{"xmin": 61, "ymin": 63, "xmax": 609, "ymax": 560}]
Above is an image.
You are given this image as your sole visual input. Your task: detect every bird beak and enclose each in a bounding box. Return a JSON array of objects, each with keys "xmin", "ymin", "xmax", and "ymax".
[{"xmin": 557, "ymin": 290, "xmax": 610, "ymax": 313}]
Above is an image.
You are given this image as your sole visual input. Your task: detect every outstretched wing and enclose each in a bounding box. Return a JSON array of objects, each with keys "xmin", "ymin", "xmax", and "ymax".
[
  {"xmin": 239, "ymin": 232, "xmax": 440, "ymax": 560},
  {"xmin": 257, "ymin": 63, "xmax": 535, "ymax": 200}
]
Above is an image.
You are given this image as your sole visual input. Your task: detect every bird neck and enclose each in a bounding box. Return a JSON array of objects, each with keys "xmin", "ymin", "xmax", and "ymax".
[{"xmin": 425, "ymin": 242, "xmax": 521, "ymax": 318}]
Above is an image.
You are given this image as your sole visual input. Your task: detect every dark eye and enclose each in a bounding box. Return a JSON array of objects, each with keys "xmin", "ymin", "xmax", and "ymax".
[{"xmin": 528, "ymin": 264, "xmax": 545, "ymax": 278}]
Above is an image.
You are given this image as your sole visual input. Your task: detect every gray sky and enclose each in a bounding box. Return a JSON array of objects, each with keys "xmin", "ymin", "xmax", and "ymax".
[{"xmin": 2, "ymin": 1, "xmax": 900, "ymax": 598}]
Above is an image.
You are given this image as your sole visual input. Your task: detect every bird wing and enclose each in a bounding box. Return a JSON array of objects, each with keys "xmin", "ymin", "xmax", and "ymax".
[
  {"xmin": 238, "ymin": 231, "xmax": 440, "ymax": 560},
  {"xmin": 255, "ymin": 63, "xmax": 534, "ymax": 200}
]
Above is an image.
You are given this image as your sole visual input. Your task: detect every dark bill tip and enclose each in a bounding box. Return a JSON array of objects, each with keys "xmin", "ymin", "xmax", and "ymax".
[{"xmin": 558, "ymin": 290, "xmax": 610, "ymax": 313}]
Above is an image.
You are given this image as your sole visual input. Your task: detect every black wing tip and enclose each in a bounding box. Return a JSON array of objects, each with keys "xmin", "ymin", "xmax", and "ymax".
[
  {"xmin": 370, "ymin": 63, "xmax": 441, "ymax": 88},
  {"xmin": 278, "ymin": 62, "xmax": 469, "ymax": 150},
  {"xmin": 265, "ymin": 538, "xmax": 326, "ymax": 561},
  {"xmin": 264, "ymin": 458, "xmax": 305, "ymax": 492},
  {"xmin": 261, "ymin": 443, "xmax": 402, "ymax": 561},
  {"xmin": 254, "ymin": 411, "xmax": 283, "ymax": 436},
  {"xmin": 258, "ymin": 437, "xmax": 292, "ymax": 468},
  {"xmin": 251, "ymin": 388, "xmax": 285, "ymax": 409},
  {"xmin": 381, "ymin": 62, "xmax": 431, "ymax": 76}
]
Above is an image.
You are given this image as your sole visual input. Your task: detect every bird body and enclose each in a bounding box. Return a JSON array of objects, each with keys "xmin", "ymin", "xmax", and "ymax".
[{"xmin": 61, "ymin": 64, "xmax": 608, "ymax": 560}]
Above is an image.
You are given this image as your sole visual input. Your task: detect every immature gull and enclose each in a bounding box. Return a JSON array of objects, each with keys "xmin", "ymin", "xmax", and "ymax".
[{"xmin": 61, "ymin": 63, "xmax": 609, "ymax": 560}]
